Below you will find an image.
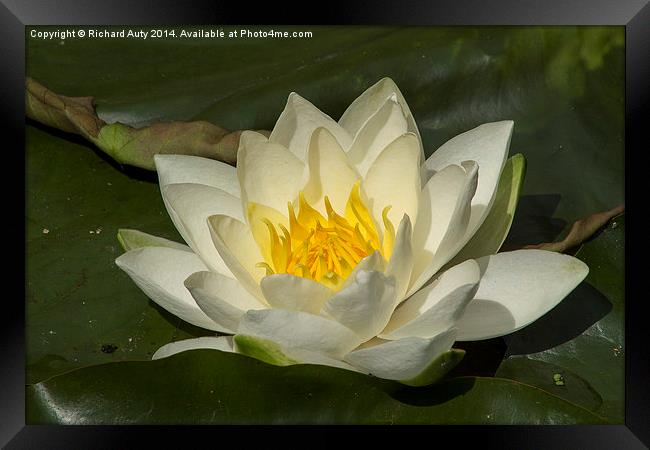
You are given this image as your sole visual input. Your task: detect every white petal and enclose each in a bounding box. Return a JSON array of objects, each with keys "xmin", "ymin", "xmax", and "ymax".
[
  {"xmin": 385, "ymin": 215, "xmax": 414, "ymax": 303},
  {"xmin": 237, "ymin": 131, "xmax": 305, "ymax": 213},
  {"xmin": 408, "ymin": 161, "xmax": 478, "ymax": 296},
  {"xmin": 339, "ymin": 77, "xmax": 423, "ymax": 161},
  {"xmin": 270, "ymin": 92, "xmax": 352, "ymax": 160},
  {"xmin": 152, "ymin": 336, "xmax": 234, "ymax": 360},
  {"xmin": 381, "ymin": 259, "xmax": 480, "ymax": 340},
  {"xmin": 260, "ymin": 274, "xmax": 335, "ymax": 314},
  {"xmin": 346, "ymin": 96, "xmax": 409, "ymax": 176},
  {"xmin": 185, "ymin": 271, "xmax": 267, "ymax": 332},
  {"xmin": 115, "ymin": 247, "xmax": 224, "ymax": 332},
  {"xmin": 321, "ymin": 270, "xmax": 396, "ymax": 342},
  {"xmin": 423, "ymin": 121, "xmax": 513, "ymax": 244},
  {"xmin": 344, "ymin": 250, "xmax": 385, "ymax": 281},
  {"xmin": 363, "ymin": 133, "xmax": 421, "ymax": 227},
  {"xmin": 162, "ymin": 183, "xmax": 244, "ymax": 276},
  {"xmin": 237, "ymin": 309, "xmax": 362, "ymax": 358},
  {"xmin": 154, "ymin": 154, "xmax": 240, "ymax": 198},
  {"xmin": 337, "ymin": 250, "xmax": 386, "ymax": 292},
  {"xmin": 456, "ymin": 250, "xmax": 589, "ymax": 341},
  {"xmin": 344, "ymin": 328, "xmax": 457, "ymax": 381},
  {"xmin": 117, "ymin": 228, "xmax": 192, "ymax": 253},
  {"xmin": 207, "ymin": 214, "xmax": 265, "ymax": 299},
  {"xmin": 303, "ymin": 127, "xmax": 360, "ymax": 213}
]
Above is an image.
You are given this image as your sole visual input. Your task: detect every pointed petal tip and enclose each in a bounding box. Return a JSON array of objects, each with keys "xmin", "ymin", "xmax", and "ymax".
[
  {"xmin": 569, "ymin": 253, "xmax": 590, "ymax": 280},
  {"xmin": 376, "ymin": 76, "xmax": 398, "ymax": 88},
  {"xmin": 286, "ymin": 91, "xmax": 307, "ymax": 105},
  {"xmin": 239, "ymin": 129, "xmax": 269, "ymax": 147},
  {"xmin": 152, "ymin": 153, "xmax": 171, "ymax": 174},
  {"xmin": 495, "ymin": 119, "xmax": 514, "ymax": 133},
  {"xmin": 114, "ymin": 247, "xmax": 142, "ymax": 269},
  {"xmin": 399, "ymin": 213, "xmax": 413, "ymax": 228}
]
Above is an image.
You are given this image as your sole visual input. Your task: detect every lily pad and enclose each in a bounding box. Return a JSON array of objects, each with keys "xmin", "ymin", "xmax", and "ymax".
[{"xmin": 26, "ymin": 349, "xmax": 605, "ymax": 424}]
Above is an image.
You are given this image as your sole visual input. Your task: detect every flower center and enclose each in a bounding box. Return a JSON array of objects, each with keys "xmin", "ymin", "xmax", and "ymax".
[{"xmin": 251, "ymin": 182, "xmax": 395, "ymax": 290}]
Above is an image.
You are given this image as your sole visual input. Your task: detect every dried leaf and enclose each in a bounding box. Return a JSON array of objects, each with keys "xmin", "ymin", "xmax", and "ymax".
[
  {"xmin": 523, "ymin": 204, "xmax": 624, "ymax": 253},
  {"xmin": 26, "ymin": 77, "xmax": 105, "ymax": 138},
  {"xmin": 25, "ymin": 77, "xmax": 270, "ymax": 170}
]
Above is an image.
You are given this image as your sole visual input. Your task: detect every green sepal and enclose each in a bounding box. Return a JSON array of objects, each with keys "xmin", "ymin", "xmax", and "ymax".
[
  {"xmin": 399, "ymin": 349, "xmax": 466, "ymax": 387},
  {"xmin": 117, "ymin": 228, "xmax": 189, "ymax": 253},
  {"xmin": 446, "ymin": 153, "xmax": 526, "ymax": 267},
  {"xmin": 233, "ymin": 335, "xmax": 300, "ymax": 367}
]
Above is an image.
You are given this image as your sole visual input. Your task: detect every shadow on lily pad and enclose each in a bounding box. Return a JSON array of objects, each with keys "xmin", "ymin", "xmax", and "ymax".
[
  {"xmin": 28, "ymin": 118, "xmax": 160, "ymax": 183},
  {"xmin": 504, "ymin": 281, "xmax": 612, "ymax": 356},
  {"xmin": 388, "ymin": 376, "xmax": 476, "ymax": 406},
  {"xmin": 501, "ymin": 193, "xmax": 567, "ymax": 250},
  {"xmin": 150, "ymin": 301, "xmax": 217, "ymax": 340},
  {"xmin": 448, "ymin": 338, "xmax": 508, "ymax": 378}
]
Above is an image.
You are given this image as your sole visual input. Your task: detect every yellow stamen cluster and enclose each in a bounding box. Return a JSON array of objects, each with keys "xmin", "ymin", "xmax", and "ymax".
[{"xmin": 251, "ymin": 182, "xmax": 395, "ymax": 290}]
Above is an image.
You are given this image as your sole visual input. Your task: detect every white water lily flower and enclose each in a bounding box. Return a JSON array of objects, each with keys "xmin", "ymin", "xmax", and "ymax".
[{"xmin": 116, "ymin": 78, "xmax": 588, "ymax": 386}]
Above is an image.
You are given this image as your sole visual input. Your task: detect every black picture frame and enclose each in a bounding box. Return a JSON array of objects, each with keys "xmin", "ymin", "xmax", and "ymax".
[{"xmin": 4, "ymin": 0, "xmax": 647, "ymax": 447}]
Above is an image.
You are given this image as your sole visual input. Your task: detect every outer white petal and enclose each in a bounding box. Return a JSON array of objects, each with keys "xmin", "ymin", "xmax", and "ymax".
[
  {"xmin": 363, "ymin": 133, "xmax": 421, "ymax": 228},
  {"xmin": 385, "ymin": 215, "xmax": 414, "ymax": 303},
  {"xmin": 237, "ymin": 131, "xmax": 305, "ymax": 213},
  {"xmin": 154, "ymin": 154, "xmax": 240, "ymax": 198},
  {"xmin": 269, "ymin": 92, "xmax": 352, "ymax": 160},
  {"xmin": 115, "ymin": 247, "xmax": 224, "ymax": 332},
  {"xmin": 381, "ymin": 259, "xmax": 480, "ymax": 340},
  {"xmin": 339, "ymin": 77, "xmax": 424, "ymax": 161},
  {"xmin": 456, "ymin": 250, "xmax": 589, "ymax": 341},
  {"xmin": 346, "ymin": 96, "xmax": 408, "ymax": 176},
  {"xmin": 260, "ymin": 274, "xmax": 335, "ymax": 314},
  {"xmin": 344, "ymin": 328, "xmax": 457, "ymax": 381},
  {"xmin": 320, "ymin": 270, "xmax": 396, "ymax": 342},
  {"xmin": 185, "ymin": 271, "xmax": 267, "ymax": 332},
  {"xmin": 162, "ymin": 183, "xmax": 244, "ymax": 277},
  {"xmin": 423, "ymin": 121, "xmax": 513, "ymax": 244},
  {"xmin": 303, "ymin": 127, "xmax": 360, "ymax": 213},
  {"xmin": 237, "ymin": 309, "xmax": 363, "ymax": 358},
  {"xmin": 408, "ymin": 161, "xmax": 478, "ymax": 296},
  {"xmin": 207, "ymin": 214, "xmax": 265, "ymax": 299},
  {"xmin": 152, "ymin": 336, "xmax": 234, "ymax": 360},
  {"xmin": 117, "ymin": 228, "xmax": 193, "ymax": 253}
]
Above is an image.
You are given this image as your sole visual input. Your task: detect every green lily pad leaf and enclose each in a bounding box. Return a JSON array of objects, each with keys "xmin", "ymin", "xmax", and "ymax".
[
  {"xmin": 26, "ymin": 350, "xmax": 605, "ymax": 424},
  {"xmin": 117, "ymin": 228, "xmax": 190, "ymax": 253},
  {"xmin": 233, "ymin": 335, "xmax": 300, "ymax": 367},
  {"xmin": 446, "ymin": 153, "xmax": 526, "ymax": 266},
  {"xmin": 496, "ymin": 357, "xmax": 602, "ymax": 412},
  {"xmin": 497, "ymin": 214, "xmax": 624, "ymax": 422},
  {"xmin": 400, "ymin": 349, "xmax": 466, "ymax": 387}
]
